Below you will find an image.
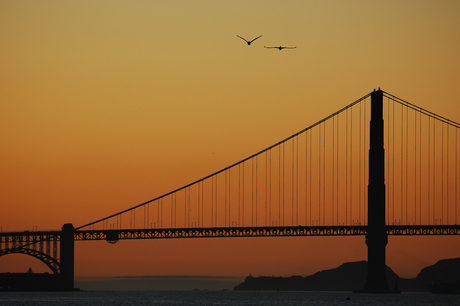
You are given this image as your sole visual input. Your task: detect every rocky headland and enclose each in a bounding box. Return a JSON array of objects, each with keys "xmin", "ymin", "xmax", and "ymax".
[{"xmin": 234, "ymin": 258, "xmax": 460, "ymax": 292}]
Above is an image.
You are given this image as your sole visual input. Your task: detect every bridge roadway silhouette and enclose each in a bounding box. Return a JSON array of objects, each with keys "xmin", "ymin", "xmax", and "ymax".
[
  {"xmin": 1, "ymin": 89, "xmax": 459, "ymax": 292},
  {"xmin": 3, "ymin": 224, "xmax": 460, "ymax": 244}
]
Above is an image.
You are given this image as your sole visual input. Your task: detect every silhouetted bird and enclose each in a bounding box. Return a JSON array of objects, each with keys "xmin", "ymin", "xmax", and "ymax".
[
  {"xmin": 264, "ymin": 46, "xmax": 297, "ymax": 50},
  {"xmin": 237, "ymin": 35, "xmax": 262, "ymax": 45}
]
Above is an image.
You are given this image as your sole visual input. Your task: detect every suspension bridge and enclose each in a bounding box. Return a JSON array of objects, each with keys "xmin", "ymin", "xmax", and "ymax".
[{"xmin": 1, "ymin": 89, "xmax": 459, "ymax": 292}]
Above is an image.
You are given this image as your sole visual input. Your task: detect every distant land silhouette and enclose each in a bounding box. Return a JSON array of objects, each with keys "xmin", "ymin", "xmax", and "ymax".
[
  {"xmin": 234, "ymin": 258, "xmax": 460, "ymax": 293},
  {"xmin": 2, "ymin": 258, "xmax": 460, "ymax": 291}
]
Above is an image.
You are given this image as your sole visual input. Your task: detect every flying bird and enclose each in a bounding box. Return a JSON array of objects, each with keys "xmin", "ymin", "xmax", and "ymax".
[
  {"xmin": 237, "ymin": 35, "xmax": 263, "ymax": 45},
  {"xmin": 264, "ymin": 46, "xmax": 297, "ymax": 50}
]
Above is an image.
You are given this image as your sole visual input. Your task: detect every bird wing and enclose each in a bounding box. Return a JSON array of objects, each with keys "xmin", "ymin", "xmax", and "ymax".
[
  {"xmin": 284, "ymin": 46, "xmax": 297, "ymax": 49},
  {"xmin": 236, "ymin": 35, "xmax": 249, "ymax": 42},
  {"xmin": 249, "ymin": 35, "xmax": 262, "ymax": 43},
  {"xmin": 264, "ymin": 46, "xmax": 277, "ymax": 49}
]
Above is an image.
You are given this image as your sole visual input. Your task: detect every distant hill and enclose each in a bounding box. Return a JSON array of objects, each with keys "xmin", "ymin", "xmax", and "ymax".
[{"xmin": 234, "ymin": 258, "xmax": 460, "ymax": 292}]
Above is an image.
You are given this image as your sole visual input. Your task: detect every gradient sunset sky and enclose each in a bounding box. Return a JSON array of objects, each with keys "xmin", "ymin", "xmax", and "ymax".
[{"xmin": 1, "ymin": 1, "xmax": 460, "ymax": 281}]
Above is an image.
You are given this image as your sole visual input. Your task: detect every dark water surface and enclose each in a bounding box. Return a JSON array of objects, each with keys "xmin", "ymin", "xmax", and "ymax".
[{"xmin": 1, "ymin": 290, "xmax": 459, "ymax": 306}]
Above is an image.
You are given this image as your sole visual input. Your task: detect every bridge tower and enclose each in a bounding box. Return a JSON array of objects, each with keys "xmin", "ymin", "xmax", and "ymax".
[
  {"xmin": 364, "ymin": 89, "xmax": 390, "ymax": 292},
  {"xmin": 60, "ymin": 223, "xmax": 75, "ymax": 291}
]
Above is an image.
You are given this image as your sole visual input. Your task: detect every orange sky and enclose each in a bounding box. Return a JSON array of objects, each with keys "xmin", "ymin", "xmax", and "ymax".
[{"xmin": 1, "ymin": 1, "xmax": 460, "ymax": 282}]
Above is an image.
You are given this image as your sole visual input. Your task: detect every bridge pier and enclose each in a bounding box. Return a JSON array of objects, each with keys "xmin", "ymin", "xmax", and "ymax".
[
  {"xmin": 60, "ymin": 223, "xmax": 75, "ymax": 291},
  {"xmin": 363, "ymin": 89, "xmax": 391, "ymax": 293}
]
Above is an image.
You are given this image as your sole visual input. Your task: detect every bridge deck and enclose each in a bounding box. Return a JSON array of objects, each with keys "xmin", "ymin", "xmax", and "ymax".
[
  {"xmin": 75, "ymin": 226, "xmax": 367, "ymax": 241},
  {"xmin": 2, "ymin": 225, "xmax": 460, "ymax": 245},
  {"xmin": 74, "ymin": 225, "xmax": 460, "ymax": 242}
]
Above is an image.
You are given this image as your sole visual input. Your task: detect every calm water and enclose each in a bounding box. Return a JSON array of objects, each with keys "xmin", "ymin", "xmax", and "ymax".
[{"xmin": 1, "ymin": 291, "xmax": 459, "ymax": 306}]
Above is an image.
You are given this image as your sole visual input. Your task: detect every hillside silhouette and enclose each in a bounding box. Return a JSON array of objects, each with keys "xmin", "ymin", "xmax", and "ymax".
[{"xmin": 234, "ymin": 258, "xmax": 460, "ymax": 292}]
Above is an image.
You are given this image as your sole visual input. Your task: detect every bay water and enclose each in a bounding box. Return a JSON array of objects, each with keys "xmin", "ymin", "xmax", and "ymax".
[{"xmin": 1, "ymin": 290, "xmax": 459, "ymax": 306}]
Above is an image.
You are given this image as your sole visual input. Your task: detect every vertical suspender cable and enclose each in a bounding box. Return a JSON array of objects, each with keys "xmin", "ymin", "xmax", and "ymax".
[
  {"xmin": 386, "ymin": 98, "xmax": 390, "ymax": 225},
  {"xmin": 252, "ymin": 157, "xmax": 255, "ymax": 227},
  {"xmin": 296, "ymin": 135, "xmax": 299, "ymax": 226},
  {"xmin": 262, "ymin": 153, "xmax": 265, "ymax": 227},
  {"xmin": 428, "ymin": 118, "xmax": 431, "ymax": 224},
  {"xmin": 182, "ymin": 193, "xmax": 185, "ymax": 229},
  {"xmin": 188, "ymin": 188, "xmax": 191, "ymax": 228},
  {"xmin": 336, "ymin": 115, "xmax": 339, "ymax": 225},
  {"xmin": 323, "ymin": 121, "xmax": 326, "ymax": 225},
  {"xmin": 256, "ymin": 155, "xmax": 258, "ymax": 226},
  {"xmin": 238, "ymin": 164, "xmax": 241, "ymax": 227},
  {"xmin": 229, "ymin": 169, "xmax": 232, "ymax": 226},
  {"xmin": 364, "ymin": 99, "xmax": 367, "ymax": 224},
  {"xmin": 215, "ymin": 175, "xmax": 218, "ymax": 227},
  {"xmin": 350, "ymin": 107, "xmax": 353, "ymax": 224},
  {"xmin": 242, "ymin": 162, "xmax": 245, "ymax": 227},
  {"xmin": 433, "ymin": 118, "xmax": 437, "ymax": 225},
  {"xmin": 401, "ymin": 103, "xmax": 404, "ymax": 224},
  {"xmin": 406, "ymin": 104, "xmax": 409, "ymax": 225},
  {"xmin": 269, "ymin": 149, "xmax": 272, "ymax": 226},
  {"xmin": 279, "ymin": 144, "xmax": 281, "ymax": 225},
  {"xmin": 440, "ymin": 122, "xmax": 444, "ymax": 225},
  {"xmin": 230, "ymin": 169, "xmax": 233, "ymax": 226},
  {"xmin": 359, "ymin": 100, "xmax": 362, "ymax": 224},
  {"xmin": 305, "ymin": 131, "xmax": 308, "ymax": 226},
  {"xmin": 197, "ymin": 182, "xmax": 200, "ymax": 227},
  {"xmin": 202, "ymin": 181, "xmax": 204, "ymax": 227},
  {"xmin": 414, "ymin": 111, "xmax": 418, "ymax": 225},
  {"xmin": 283, "ymin": 142, "xmax": 286, "ymax": 226},
  {"xmin": 319, "ymin": 124, "xmax": 322, "ymax": 225},
  {"xmin": 447, "ymin": 126, "xmax": 449, "ymax": 224},
  {"xmin": 433, "ymin": 121, "xmax": 436, "ymax": 224},
  {"xmin": 211, "ymin": 177, "xmax": 214, "ymax": 228},
  {"xmin": 262, "ymin": 151, "xmax": 268, "ymax": 226},
  {"xmin": 419, "ymin": 112, "xmax": 422, "ymax": 225},
  {"xmin": 238, "ymin": 163, "xmax": 244, "ymax": 227},
  {"xmin": 392, "ymin": 100, "xmax": 395, "ymax": 224},
  {"xmin": 332, "ymin": 117, "xmax": 335, "ymax": 225},
  {"xmin": 292, "ymin": 138, "xmax": 295, "ymax": 226},
  {"xmin": 346, "ymin": 108, "xmax": 348, "ymax": 225},
  {"xmin": 310, "ymin": 129, "xmax": 312, "ymax": 226}
]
